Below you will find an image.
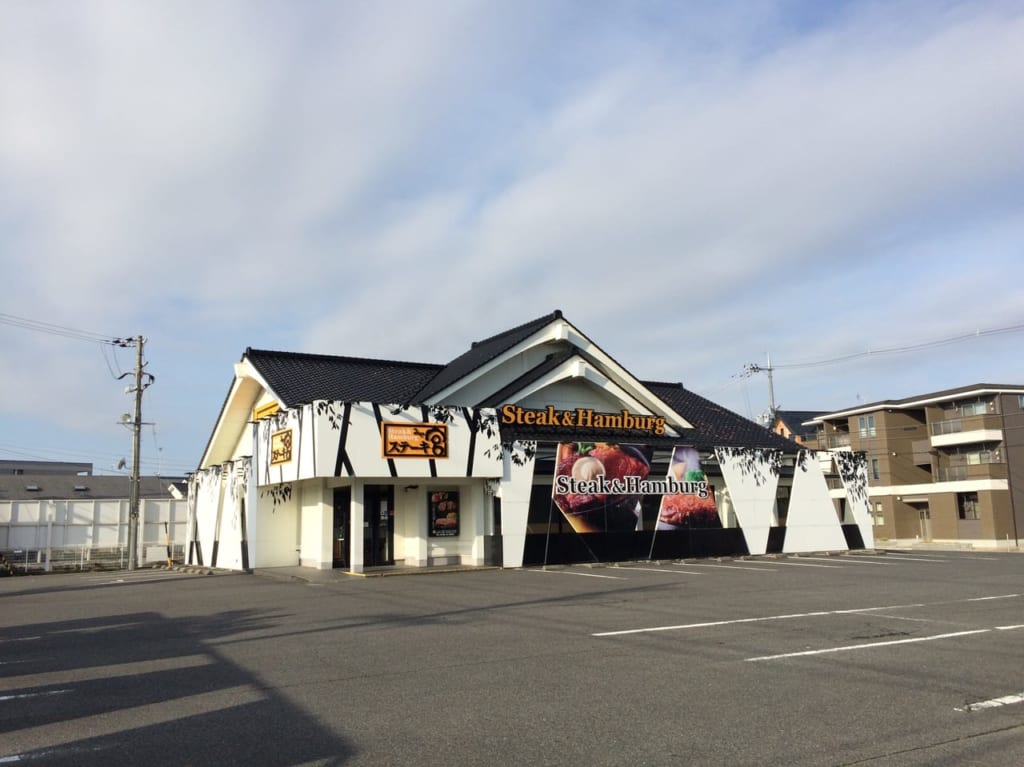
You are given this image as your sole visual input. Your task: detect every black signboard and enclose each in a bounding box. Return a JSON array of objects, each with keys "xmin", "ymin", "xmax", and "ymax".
[{"xmin": 429, "ymin": 491, "xmax": 459, "ymax": 537}]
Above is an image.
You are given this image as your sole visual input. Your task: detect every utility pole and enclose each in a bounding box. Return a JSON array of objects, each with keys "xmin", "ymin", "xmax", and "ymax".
[
  {"xmin": 118, "ymin": 335, "xmax": 153, "ymax": 570},
  {"xmin": 743, "ymin": 353, "xmax": 776, "ymax": 426}
]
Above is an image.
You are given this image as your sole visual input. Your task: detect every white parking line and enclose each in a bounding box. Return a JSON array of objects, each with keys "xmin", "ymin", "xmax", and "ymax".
[
  {"xmin": 531, "ymin": 569, "xmax": 626, "ymax": 580},
  {"xmin": 745, "ymin": 622, "xmax": 1024, "ymax": 663},
  {"xmin": 0, "ymin": 689, "xmax": 70, "ymax": 702},
  {"xmin": 688, "ymin": 563, "xmax": 779, "ymax": 572},
  {"xmin": 592, "ymin": 594, "xmax": 1021, "ymax": 637},
  {"xmin": 745, "ymin": 629, "xmax": 992, "ymax": 662},
  {"xmin": 797, "ymin": 557, "xmax": 898, "ymax": 566},
  {"xmin": 78, "ymin": 569, "xmax": 183, "ymax": 584},
  {"xmin": 874, "ymin": 554, "xmax": 950, "ymax": 562},
  {"xmin": 956, "ymin": 692, "xmax": 1024, "ymax": 712},
  {"xmin": 616, "ymin": 566, "xmax": 704, "ymax": 575},
  {"xmin": 967, "ymin": 594, "xmax": 1021, "ymax": 602},
  {"xmin": 594, "ymin": 602, "xmax": 929, "ymax": 637},
  {"xmin": 752, "ymin": 560, "xmax": 842, "ymax": 568}
]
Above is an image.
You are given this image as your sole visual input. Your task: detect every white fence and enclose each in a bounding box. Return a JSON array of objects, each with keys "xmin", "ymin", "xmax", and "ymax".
[{"xmin": 0, "ymin": 497, "xmax": 189, "ymax": 572}]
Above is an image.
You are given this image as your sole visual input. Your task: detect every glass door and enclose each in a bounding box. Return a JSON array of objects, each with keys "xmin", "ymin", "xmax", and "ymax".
[
  {"xmin": 332, "ymin": 487, "xmax": 351, "ymax": 568},
  {"xmin": 363, "ymin": 485, "xmax": 395, "ymax": 566}
]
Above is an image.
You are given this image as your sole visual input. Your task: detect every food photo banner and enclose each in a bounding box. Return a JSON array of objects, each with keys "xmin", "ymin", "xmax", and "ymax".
[
  {"xmin": 551, "ymin": 443, "xmax": 720, "ymax": 533},
  {"xmin": 428, "ymin": 491, "xmax": 460, "ymax": 537}
]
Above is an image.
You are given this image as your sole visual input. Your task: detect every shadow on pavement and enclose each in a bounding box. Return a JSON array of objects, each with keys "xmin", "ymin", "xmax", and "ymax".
[{"xmin": 0, "ymin": 609, "xmax": 354, "ymax": 765}]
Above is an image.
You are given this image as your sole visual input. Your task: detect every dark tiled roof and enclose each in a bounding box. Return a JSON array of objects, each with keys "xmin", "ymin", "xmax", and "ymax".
[
  {"xmin": 775, "ymin": 410, "xmax": 825, "ymax": 437},
  {"xmin": 414, "ymin": 310, "xmax": 563, "ymax": 401},
  {"xmin": 246, "ymin": 349, "xmax": 442, "ymax": 407},
  {"xmin": 0, "ymin": 475, "xmax": 183, "ymax": 501},
  {"xmin": 647, "ymin": 382, "xmax": 798, "ymax": 450},
  {"xmin": 238, "ymin": 312, "xmax": 800, "ymax": 453}
]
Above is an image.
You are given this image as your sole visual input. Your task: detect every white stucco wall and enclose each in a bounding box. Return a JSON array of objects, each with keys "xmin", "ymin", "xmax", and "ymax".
[
  {"xmin": 783, "ymin": 452, "xmax": 849, "ymax": 553},
  {"xmin": 499, "ymin": 442, "xmax": 538, "ymax": 568},
  {"xmin": 716, "ymin": 448, "xmax": 780, "ymax": 556},
  {"xmin": 299, "ymin": 481, "xmax": 331, "ymax": 569},
  {"xmin": 253, "ymin": 491, "xmax": 300, "ymax": 567}
]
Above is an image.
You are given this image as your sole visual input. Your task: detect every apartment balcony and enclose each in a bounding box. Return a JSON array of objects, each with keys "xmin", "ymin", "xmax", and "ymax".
[
  {"xmin": 824, "ymin": 433, "xmax": 851, "ymax": 449},
  {"xmin": 935, "ymin": 463, "xmax": 1008, "ymax": 482},
  {"xmin": 929, "ymin": 414, "xmax": 1003, "ymax": 447}
]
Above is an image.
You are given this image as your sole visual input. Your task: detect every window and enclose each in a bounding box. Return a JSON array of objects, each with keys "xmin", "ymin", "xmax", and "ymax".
[
  {"xmin": 960, "ymin": 400, "xmax": 989, "ymax": 417},
  {"xmin": 873, "ymin": 502, "xmax": 885, "ymax": 526},
  {"xmin": 871, "ymin": 458, "xmax": 880, "ymax": 480},
  {"xmin": 966, "ymin": 449, "xmax": 993, "ymax": 465},
  {"xmin": 957, "ymin": 492, "xmax": 980, "ymax": 521},
  {"xmin": 1018, "ymin": 394, "xmax": 1024, "ymax": 409},
  {"xmin": 858, "ymin": 415, "xmax": 876, "ymax": 438}
]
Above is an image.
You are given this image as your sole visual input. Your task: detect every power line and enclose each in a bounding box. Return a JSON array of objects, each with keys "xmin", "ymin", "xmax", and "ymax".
[
  {"xmin": 0, "ymin": 312, "xmax": 123, "ymax": 344},
  {"xmin": 771, "ymin": 322, "xmax": 1024, "ymax": 371}
]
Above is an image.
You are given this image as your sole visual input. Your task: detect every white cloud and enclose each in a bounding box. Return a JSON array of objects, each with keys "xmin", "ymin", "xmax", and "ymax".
[{"xmin": 1, "ymin": 0, "xmax": 1022, "ymax": 470}]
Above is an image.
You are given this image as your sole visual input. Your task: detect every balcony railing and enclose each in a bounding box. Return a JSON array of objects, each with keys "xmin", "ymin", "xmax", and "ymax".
[
  {"xmin": 937, "ymin": 466, "xmax": 967, "ymax": 482},
  {"xmin": 930, "ymin": 414, "xmax": 1001, "ymax": 437},
  {"xmin": 935, "ymin": 463, "xmax": 1008, "ymax": 482},
  {"xmin": 825, "ymin": 434, "xmax": 851, "ymax": 448},
  {"xmin": 931, "ymin": 419, "xmax": 963, "ymax": 436}
]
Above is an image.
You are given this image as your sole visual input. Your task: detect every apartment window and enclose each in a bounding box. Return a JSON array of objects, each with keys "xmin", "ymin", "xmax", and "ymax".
[
  {"xmin": 871, "ymin": 458, "xmax": 880, "ymax": 480},
  {"xmin": 858, "ymin": 415, "xmax": 876, "ymax": 438},
  {"xmin": 960, "ymin": 400, "xmax": 989, "ymax": 417},
  {"xmin": 966, "ymin": 449, "xmax": 994, "ymax": 465},
  {"xmin": 873, "ymin": 502, "xmax": 885, "ymax": 526},
  {"xmin": 1018, "ymin": 394, "xmax": 1024, "ymax": 409},
  {"xmin": 957, "ymin": 492, "xmax": 980, "ymax": 521}
]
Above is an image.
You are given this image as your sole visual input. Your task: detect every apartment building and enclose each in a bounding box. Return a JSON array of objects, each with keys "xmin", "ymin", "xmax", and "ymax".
[{"xmin": 806, "ymin": 384, "xmax": 1024, "ymax": 547}]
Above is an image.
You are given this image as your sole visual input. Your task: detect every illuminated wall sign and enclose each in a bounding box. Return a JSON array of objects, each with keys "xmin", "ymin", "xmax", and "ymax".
[
  {"xmin": 382, "ymin": 423, "xmax": 449, "ymax": 459},
  {"xmin": 500, "ymin": 404, "xmax": 666, "ymax": 435},
  {"xmin": 270, "ymin": 429, "xmax": 293, "ymax": 465}
]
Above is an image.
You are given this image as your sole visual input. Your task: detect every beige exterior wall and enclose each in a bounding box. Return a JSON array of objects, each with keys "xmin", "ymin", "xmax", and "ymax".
[
  {"xmin": 927, "ymin": 494, "xmax": 959, "ymax": 540},
  {"xmin": 986, "ymin": 489, "xmax": 1014, "ymax": 541}
]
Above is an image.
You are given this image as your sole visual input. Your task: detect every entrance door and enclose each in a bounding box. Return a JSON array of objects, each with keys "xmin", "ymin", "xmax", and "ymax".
[
  {"xmin": 918, "ymin": 508, "xmax": 932, "ymax": 542},
  {"xmin": 332, "ymin": 487, "xmax": 351, "ymax": 568},
  {"xmin": 363, "ymin": 485, "xmax": 395, "ymax": 566}
]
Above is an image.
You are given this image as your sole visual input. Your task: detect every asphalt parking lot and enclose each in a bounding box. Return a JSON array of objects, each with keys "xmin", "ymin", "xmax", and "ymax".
[{"xmin": 2, "ymin": 550, "xmax": 1023, "ymax": 766}]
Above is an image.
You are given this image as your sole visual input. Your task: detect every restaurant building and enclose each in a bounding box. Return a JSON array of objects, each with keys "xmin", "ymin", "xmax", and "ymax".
[{"xmin": 190, "ymin": 311, "xmax": 873, "ymax": 572}]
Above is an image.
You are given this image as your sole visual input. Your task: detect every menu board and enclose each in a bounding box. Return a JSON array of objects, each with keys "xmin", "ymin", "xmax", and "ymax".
[{"xmin": 429, "ymin": 491, "xmax": 459, "ymax": 537}]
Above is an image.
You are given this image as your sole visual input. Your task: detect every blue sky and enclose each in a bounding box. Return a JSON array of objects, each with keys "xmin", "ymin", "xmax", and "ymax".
[{"xmin": 2, "ymin": 0, "xmax": 1023, "ymax": 477}]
